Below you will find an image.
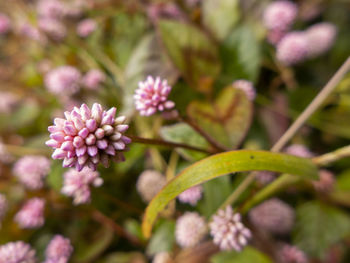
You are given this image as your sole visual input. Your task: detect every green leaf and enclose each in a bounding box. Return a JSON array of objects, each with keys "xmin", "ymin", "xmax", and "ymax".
[
  {"xmin": 160, "ymin": 123, "xmax": 210, "ymax": 161},
  {"xmin": 202, "ymin": 0, "xmax": 240, "ymax": 40},
  {"xmin": 158, "ymin": 19, "xmax": 220, "ymax": 91},
  {"xmin": 123, "ymin": 33, "xmax": 178, "ymax": 115},
  {"xmin": 211, "ymin": 246, "xmax": 272, "ymax": 263},
  {"xmin": 146, "ymin": 220, "xmax": 175, "ymax": 256},
  {"xmin": 142, "ymin": 150, "xmax": 318, "ymax": 237},
  {"xmin": 336, "ymin": 169, "xmax": 350, "ymax": 191},
  {"xmin": 187, "ymin": 87, "xmax": 253, "ymax": 150},
  {"xmin": 220, "ymin": 25, "xmax": 261, "ymax": 82},
  {"xmin": 46, "ymin": 160, "xmax": 64, "ymax": 192},
  {"xmin": 100, "ymin": 252, "xmax": 146, "ymax": 263},
  {"xmin": 198, "ymin": 175, "xmax": 233, "ymax": 218},
  {"xmin": 293, "ymin": 201, "xmax": 350, "ymax": 259}
]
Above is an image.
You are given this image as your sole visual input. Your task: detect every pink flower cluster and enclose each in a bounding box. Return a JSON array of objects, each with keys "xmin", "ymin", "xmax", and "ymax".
[
  {"xmin": 285, "ymin": 144, "xmax": 314, "ymax": 158},
  {"xmin": 232, "ymin": 80, "xmax": 256, "ymax": 101},
  {"xmin": 136, "ymin": 170, "xmax": 166, "ymax": 203},
  {"xmin": 77, "ymin": 19, "xmax": 97, "ymax": 37},
  {"xmin": 0, "ymin": 241, "xmax": 36, "ymax": 263},
  {"xmin": 134, "ymin": 76, "xmax": 175, "ymax": 116},
  {"xmin": 44, "ymin": 235, "xmax": 73, "ymax": 263},
  {"xmin": 249, "ymin": 198, "xmax": 295, "ymax": 235},
  {"xmin": 82, "ymin": 69, "xmax": 106, "ymax": 90},
  {"xmin": 62, "ymin": 167, "xmax": 103, "ymax": 205},
  {"xmin": 37, "ymin": 0, "xmax": 66, "ymax": 19},
  {"xmin": 175, "ymin": 212, "xmax": 207, "ymax": 248},
  {"xmin": 278, "ymin": 244, "xmax": 308, "ymax": 263},
  {"xmin": 46, "ymin": 103, "xmax": 131, "ymax": 171},
  {"xmin": 13, "ymin": 155, "xmax": 51, "ymax": 190},
  {"xmin": 45, "ymin": 66, "xmax": 82, "ymax": 95},
  {"xmin": 263, "ymin": 2, "xmax": 337, "ymax": 65},
  {"xmin": 14, "ymin": 197, "xmax": 45, "ymax": 229},
  {"xmin": 210, "ymin": 206, "xmax": 251, "ymax": 251},
  {"xmin": 177, "ymin": 185, "xmax": 203, "ymax": 206}
]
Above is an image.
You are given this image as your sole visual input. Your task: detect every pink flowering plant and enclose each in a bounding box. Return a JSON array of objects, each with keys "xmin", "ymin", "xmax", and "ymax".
[{"xmin": 1, "ymin": 0, "xmax": 350, "ymax": 262}]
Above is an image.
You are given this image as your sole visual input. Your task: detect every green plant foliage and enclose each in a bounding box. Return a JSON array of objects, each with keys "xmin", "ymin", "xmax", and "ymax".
[
  {"xmin": 158, "ymin": 19, "xmax": 221, "ymax": 91},
  {"xmin": 293, "ymin": 201, "xmax": 350, "ymax": 259},
  {"xmin": 187, "ymin": 87, "xmax": 253, "ymax": 150},
  {"xmin": 198, "ymin": 175, "xmax": 233, "ymax": 218},
  {"xmin": 146, "ymin": 220, "xmax": 175, "ymax": 256},
  {"xmin": 211, "ymin": 246, "xmax": 272, "ymax": 263},
  {"xmin": 220, "ymin": 25, "xmax": 262, "ymax": 82},
  {"xmin": 202, "ymin": 0, "xmax": 240, "ymax": 40},
  {"xmin": 160, "ymin": 123, "xmax": 210, "ymax": 161},
  {"xmin": 142, "ymin": 150, "xmax": 318, "ymax": 237}
]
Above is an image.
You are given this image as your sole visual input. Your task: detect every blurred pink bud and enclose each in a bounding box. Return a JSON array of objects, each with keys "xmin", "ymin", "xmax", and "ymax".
[
  {"xmin": 136, "ymin": 170, "xmax": 166, "ymax": 203},
  {"xmin": 232, "ymin": 80, "xmax": 256, "ymax": 101},
  {"xmin": 0, "ymin": 241, "xmax": 36, "ymax": 263},
  {"xmin": 45, "ymin": 66, "xmax": 81, "ymax": 95},
  {"xmin": 0, "ymin": 14, "xmax": 11, "ymax": 34},
  {"xmin": 177, "ymin": 185, "xmax": 203, "ymax": 206},
  {"xmin": 285, "ymin": 144, "xmax": 314, "ymax": 158},
  {"xmin": 13, "ymin": 155, "xmax": 51, "ymax": 190},
  {"xmin": 15, "ymin": 198, "xmax": 45, "ymax": 229},
  {"xmin": 263, "ymin": 1, "xmax": 298, "ymax": 31},
  {"xmin": 277, "ymin": 32, "xmax": 308, "ymax": 65},
  {"xmin": 38, "ymin": 18, "xmax": 67, "ymax": 41},
  {"xmin": 44, "ymin": 235, "xmax": 73, "ymax": 263},
  {"xmin": 175, "ymin": 212, "xmax": 207, "ymax": 248},
  {"xmin": 278, "ymin": 244, "xmax": 308, "ymax": 263},
  {"xmin": 82, "ymin": 69, "xmax": 106, "ymax": 90},
  {"xmin": 76, "ymin": 19, "xmax": 97, "ymax": 37}
]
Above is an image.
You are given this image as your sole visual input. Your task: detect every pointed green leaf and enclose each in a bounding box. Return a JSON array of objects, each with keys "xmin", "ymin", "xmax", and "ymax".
[
  {"xmin": 202, "ymin": 0, "xmax": 240, "ymax": 40},
  {"xmin": 158, "ymin": 19, "xmax": 220, "ymax": 91},
  {"xmin": 142, "ymin": 150, "xmax": 318, "ymax": 237},
  {"xmin": 187, "ymin": 87, "xmax": 253, "ymax": 150}
]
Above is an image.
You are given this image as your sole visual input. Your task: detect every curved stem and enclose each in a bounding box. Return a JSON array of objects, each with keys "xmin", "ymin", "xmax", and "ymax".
[
  {"xmin": 216, "ymin": 57, "xmax": 350, "ymax": 213},
  {"xmin": 312, "ymin": 145, "xmax": 350, "ymax": 166},
  {"xmin": 128, "ymin": 135, "xmax": 212, "ymax": 154}
]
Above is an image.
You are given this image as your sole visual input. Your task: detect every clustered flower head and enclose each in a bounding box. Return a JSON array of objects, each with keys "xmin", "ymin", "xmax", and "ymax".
[
  {"xmin": 232, "ymin": 80, "xmax": 256, "ymax": 101},
  {"xmin": 312, "ymin": 169, "xmax": 335, "ymax": 192},
  {"xmin": 77, "ymin": 19, "xmax": 97, "ymax": 37},
  {"xmin": 46, "ymin": 103, "xmax": 131, "ymax": 171},
  {"xmin": 263, "ymin": 1, "xmax": 298, "ymax": 31},
  {"xmin": 175, "ymin": 212, "xmax": 207, "ymax": 248},
  {"xmin": 136, "ymin": 170, "xmax": 167, "ymax": 203},
  {"xmin": 83, "ymin": 69, "xmax": 106, "ymax": 90},
  {"xmin": 61, "ymin": 167, "xmax": 103, "ymax": 205},
  {"xmin": 285, "ymin": 144, "xmax": 314, "ymax": 158},
  {"xmin": 15, "ymin": 197, "xmax": 45, "ymax": 229},
  {"xmin": 0, "ymin": 241, "xmax": 36, "ymax": 263},
  {"xmin": 304, "ymin": 22, "xmax": 337, "ymax": 58},
  {"xmin": 276, "ymin": 32, "xmax": 308, "ymax": 65},
  {"xmin": 209, "ymin": 206, "xmax": 251, "ymax": 251},
  {"xmin": 0, "ymin": 193, "xmax": 8, "ymax": 223},
  {"xmin": 13, "ymin": 155, "xmax": 51, "ymax": 190},
  {"xmin": 45, "ymin": 66, "xmax": 81, "ymax": 95},
  {"xmin": 0, "ymin": 13, "xmax": 11, "ymax": 35},
  {"xmin": 44, "ymin": 235, "xmax": 73, "ymax": 263},
  {"xmin": 177, "ymin": 185, "xmax": 203, "ymax": 206},
  {"xmin": 134, "ymin": 76, "xmax": 175, "ymax": 116},
  {"xmin": 248, "ymin": 198, "xmax": 295, "ymax": 235},
  {"xmin": 278, "ymin": 244, "xmax": 308, "ymax": 263},
  {"xmin": 20, "ymin": 23, "xmax": 45, "ymax": 43}
]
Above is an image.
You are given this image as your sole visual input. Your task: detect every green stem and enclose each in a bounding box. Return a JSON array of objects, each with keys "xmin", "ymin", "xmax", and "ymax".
[
  {"xmin": 312, "ymin": 145, "xmax": 350, "ymax": 166},
  {"xmin": 128, "ymin": 135, "xmax": 212, "ymax": 154}
]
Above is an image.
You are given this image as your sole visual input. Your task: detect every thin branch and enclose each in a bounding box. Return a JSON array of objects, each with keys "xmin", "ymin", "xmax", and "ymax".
[{"xmin": 128, "ymin": 135, "xmax": 212, "ymax": 154}]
